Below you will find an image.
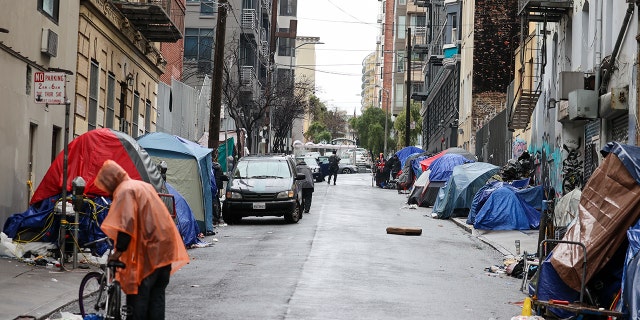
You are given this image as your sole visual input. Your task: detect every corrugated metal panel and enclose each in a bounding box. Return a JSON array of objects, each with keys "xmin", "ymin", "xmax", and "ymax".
[
  {"xmin": 475, "ymin": 109, "xmax": 510, "ymax": 166},
  {"xmin": 583, "ymin": 120, "xmax": 600, "ymax": 183}
]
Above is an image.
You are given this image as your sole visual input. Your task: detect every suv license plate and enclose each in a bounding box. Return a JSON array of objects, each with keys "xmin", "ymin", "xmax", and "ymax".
[{"xmin": 253, "ymin": 202, "xmax": 266, "ymax": 209}]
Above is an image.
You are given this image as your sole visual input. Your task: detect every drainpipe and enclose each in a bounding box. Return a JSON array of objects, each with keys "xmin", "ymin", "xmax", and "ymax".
[{"xmin": 599, "ymin": 3, "xmax": 635, "ymax": 95}]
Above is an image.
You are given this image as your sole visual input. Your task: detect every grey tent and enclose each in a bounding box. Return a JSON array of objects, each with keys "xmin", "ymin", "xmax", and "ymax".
[{"xmin": 432, "ymin": 162, "xmax": 499, "ymax": 219}]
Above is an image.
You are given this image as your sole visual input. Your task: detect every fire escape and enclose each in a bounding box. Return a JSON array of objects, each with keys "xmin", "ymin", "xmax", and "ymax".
[
  {"xmin": 509, "ymin": 0, "xmax": 571, "ymax": 130},
  {"xmin": 112, "ymin": 0, "xmax": 185, "ymax": 42}
]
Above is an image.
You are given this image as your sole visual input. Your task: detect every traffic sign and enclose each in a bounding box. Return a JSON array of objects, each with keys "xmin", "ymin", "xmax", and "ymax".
[{"xmin": 34, "ymin": 72, "xmax": 66, "ymax": 104}]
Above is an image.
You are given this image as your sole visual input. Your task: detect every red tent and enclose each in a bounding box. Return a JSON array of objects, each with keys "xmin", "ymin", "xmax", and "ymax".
[{"xmin": 31, "ymin": 128, "xmax": 163, "ymax": 205}]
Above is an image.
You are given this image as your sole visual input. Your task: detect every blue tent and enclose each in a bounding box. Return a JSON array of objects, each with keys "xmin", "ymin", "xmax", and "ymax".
[
  {"xmin": 432, "ymin": 162, "xmax": 499, "ymax": 219},
  {"xmin": 428, "ymin": 153, "xmax": 474, "ymax": 182},
  {"xmin": 166, "ymin": 183, "xmax": 201, "ymax": 247},
  {"xmin": 471, "ymin": 185, "xmax": 543, "ymax": 230},
  {"xmin": 395, "ymin": 146, "xmax": 425, "ymax": 168},
  {"xmin": 137, "ymin": 132, "xmax": 215, "ymax": 234}
]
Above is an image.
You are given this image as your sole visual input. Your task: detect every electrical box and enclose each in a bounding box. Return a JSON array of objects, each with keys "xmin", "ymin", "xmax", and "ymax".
[
  {"xmin": 558, "ymin": 71, "xmax": 584, "ymax": 100},
  {"xmin": 557, "ymin": 100, "xmax": 570, "ymax": 122},
  {"xmin": 568, "ymin": 89, "xmax": 598, "ymax": 120},
  {"xmin": 599, "ymin": 87, "xmax": 629, "ymax": 119}
]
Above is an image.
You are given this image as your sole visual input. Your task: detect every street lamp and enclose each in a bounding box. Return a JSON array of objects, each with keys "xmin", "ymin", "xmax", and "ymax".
[{"xmin": 376, "ymin": 85, "xmax": 390, "ymax": 157}]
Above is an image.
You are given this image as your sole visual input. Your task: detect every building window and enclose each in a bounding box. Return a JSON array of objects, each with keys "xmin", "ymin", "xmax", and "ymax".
[
  {"xmin": 397, "ymin": 16, "xmax": 406, "ymax": 39},
  {"xmin": 279, "ymin": 0, "xmax": 297, "ymax": 16},
  {"xmin": 38, "ymin": 0, "xmax": 59, "ymax": 22},
  {"xmin": 395, "ymin": 83, "xmax": 404, "ymax": 108},
  {"xmin": 106, "ymin": 73, "xmax": 115, "ymax": 129},
  {"xmin": 396, "ymin": 52, "xmax": 405, "ymax": 73},
  {"xmin": 145, "ymin": 99, "xmax": 152, "ymax": 134},
  {"xmin": 132, "ymin": 92, "xmax": 140, "ymax": 138},
  {"xmin": 277, "ymin": 29, "xmax": 293, "ymax": 56},
  {"xmin": 184, "ymin": 28, "xmax": 214, "ymax": 60},
  {"xmin": 26, "ymin": 66, "xmax": 32, "ymax": 95},
  {"xmin": 200, "ymin": 1, "xmax": 216, "ymax": 16},
  {"xmin": 88, "ymin": 60, "xmax": 99, "ymax": 131}
]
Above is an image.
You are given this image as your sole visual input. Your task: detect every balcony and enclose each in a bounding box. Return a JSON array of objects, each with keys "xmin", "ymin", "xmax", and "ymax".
[
  {"xmin": 113, "ymin": 0, "xmax": 184, "ymax": 43},
  {"xmin": 261, "ymin": 0, "xmax": 272, "ymax": 16},
  {"xmin": 240, "ymin": 66, "xmax": 261, "ymax": 95},
  {"xmin": 242, "ymin": 9, "xmax": 259, "ymax": 39},
  {"xmin": 518, "ymin": 0, "xmax": 572, "ymax": 22}
]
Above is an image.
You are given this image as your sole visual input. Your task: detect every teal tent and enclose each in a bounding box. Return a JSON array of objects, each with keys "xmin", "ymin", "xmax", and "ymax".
[
  {"xmin": 137, "ymin": 132, "xmax": 215, "ymax": 234},
  {"xmin": 218, "ymin": 137, "xmax": 235, "ymax": 172},
  {"xmin": 433, "ymin": 162, "xmax": 500, "ymax": 219}
]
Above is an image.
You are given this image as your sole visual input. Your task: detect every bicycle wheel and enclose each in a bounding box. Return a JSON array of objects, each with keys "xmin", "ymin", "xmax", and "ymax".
[
  {"xmin": 106, "ymin": 280, "xmax": 123, "ymax": 320},
  {"xmin": 78, "ymin": 271, "xmax": 106, "ymax": 317}
]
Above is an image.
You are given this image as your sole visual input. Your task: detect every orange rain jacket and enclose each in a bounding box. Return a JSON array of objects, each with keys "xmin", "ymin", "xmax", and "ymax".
[{"xmin": 95, "ymin": 160, "xmax": 190, "ymax": 294}]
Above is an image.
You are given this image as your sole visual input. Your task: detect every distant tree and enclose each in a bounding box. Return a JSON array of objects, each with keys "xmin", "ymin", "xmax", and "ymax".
[
  {"xmin": 304, "ymin": 121, "xmax": 331, "ymax": 143},
  {"xmin": 270, "ymin": 76, "xmax": 315, "ymax": 153},
  {"xmin": 324, "ymin": 108, "xmax": 347, "ymax": 138},
  {"xmin": 350, "ymin": 107, "xmax": 390, "ymax": 155},
  {"xmin": 219, "ymin": 36, "xmax": 313, "ymax": 153},
  {"xmin": 393, "ymin": 102, "xmax": 422, "ymax": 148}
]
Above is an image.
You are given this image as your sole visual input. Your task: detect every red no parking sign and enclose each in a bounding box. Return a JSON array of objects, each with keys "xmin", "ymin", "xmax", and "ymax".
[{"xmin": 34, "ymin": 72, "xmax": 66, "ymax": 104}]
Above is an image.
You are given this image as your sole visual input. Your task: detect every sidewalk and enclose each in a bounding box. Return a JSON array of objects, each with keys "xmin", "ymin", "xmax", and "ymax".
[
  {"xmin": 451, "ymin": 217, "xmax": 540, "ymax": 256},
  {"xmin": 1, "ymin": 214, "xmax": 540, "ymax": 320},
  {"xmin": 0, "ymin": 258, "xmax": 91, "ymax": 320}
]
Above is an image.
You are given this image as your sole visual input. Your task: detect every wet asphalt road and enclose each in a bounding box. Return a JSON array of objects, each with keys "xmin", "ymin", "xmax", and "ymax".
[
  {"xmin": 57, "ymin": 172, "xmax": 527, "ymax": 319},
  {"xmin": 164, "ymin": 172, "xmax": 526, "ymax": 320}
]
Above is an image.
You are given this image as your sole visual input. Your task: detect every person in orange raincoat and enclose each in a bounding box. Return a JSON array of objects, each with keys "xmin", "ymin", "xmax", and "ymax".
[{"xmin": 95, "ymin": 160, "xmax": 190, "ymax": 320}]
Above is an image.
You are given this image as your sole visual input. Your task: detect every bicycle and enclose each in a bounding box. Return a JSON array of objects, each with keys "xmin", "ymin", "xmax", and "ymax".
[{"xmin": 78, "ymin": 237, "xmax": 129, "ymax": 320}]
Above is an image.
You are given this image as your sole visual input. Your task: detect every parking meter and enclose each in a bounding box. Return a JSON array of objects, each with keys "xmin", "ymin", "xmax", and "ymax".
[{"xmin": 71, "ymin": 176, "xmax": 86, "ymax": 212}]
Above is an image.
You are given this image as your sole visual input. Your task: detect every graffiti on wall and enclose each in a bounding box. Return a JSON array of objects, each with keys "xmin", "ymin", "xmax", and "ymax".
[
  {"xmin": 528, "ymin": 132, "xmax": 563, "ymax": 199},
  {"xmin": 513, "ymin": 137, "xmax": 527, "ymax": 158}
]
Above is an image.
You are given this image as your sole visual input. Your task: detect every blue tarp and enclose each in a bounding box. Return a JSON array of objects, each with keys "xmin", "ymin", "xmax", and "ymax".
[
  {"xmin": 621, "ymin": 218, "xmax": 640, "ymax": 317},
  {"xmin": 601, "ymin": 142, "xmax": 640, "ymax": 185},
  {"xmin": 3, "ymin": 195, "xmax": 112, "ymax": 256},
  {"xmin": 471, "ymin": 185, "xmax": 543, "ymax": 230},
  {"xmin": 411, "ymin": 155, "xmax": 429, "ymax": 178},
  {"xmin": 432, "ymin": 162, "xmax": 499, "ymax": 219},
  {"xmin": 428, "ymin": 154, "xmax": 474, "ymax": 182}
]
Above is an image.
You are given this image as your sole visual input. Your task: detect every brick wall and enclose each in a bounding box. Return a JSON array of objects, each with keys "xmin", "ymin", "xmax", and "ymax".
[
  {"xmin": 473, "ymin": 0, "xmax": 518, "ymax": 94},
  {"xmin": 160, "ymin": 40, "xmax": 184, "ymax": 84}
]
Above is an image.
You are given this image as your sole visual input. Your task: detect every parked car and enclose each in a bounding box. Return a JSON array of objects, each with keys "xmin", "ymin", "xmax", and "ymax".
[
  {"xmin": 296, "ymin": 155, "xmax": 324, "ymax": 182},
  {"xmin": 222, "ymin": 154, "xmax": 305, "ymax": 224},
  {"xmin": 317, "ymin": 156, "xmax": 359, "ymax": 174}
]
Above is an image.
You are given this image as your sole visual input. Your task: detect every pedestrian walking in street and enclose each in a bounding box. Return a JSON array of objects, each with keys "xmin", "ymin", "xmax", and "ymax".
[
  {"xmin": 95, "ymin": 160, "xmax": 190, "ymax": 320},
  {"xmin": 296, "ymin": 160, "xmax": 315, "ymax": 213},
  {"xmin": 327, "ymin": 150, "xmax": 341, "ymax": 185}
]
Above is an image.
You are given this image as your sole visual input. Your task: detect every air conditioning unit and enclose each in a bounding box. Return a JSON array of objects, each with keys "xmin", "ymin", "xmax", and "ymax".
[
  {"xmin": 568, "ymin": 89, "xmax": 597, "ymax": 121},
  {"xmin": 558, "ymin": 71, "xmax": 584, "ymax": 100},
  {"xmin": 41, "ymin": 28, "xmax": 58, "ymax": 57}
]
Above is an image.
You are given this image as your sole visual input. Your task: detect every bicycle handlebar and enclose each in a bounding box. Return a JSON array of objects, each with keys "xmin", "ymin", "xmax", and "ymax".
[{"xmin": 83, "ymin": 237, "xmax": 111, "ymax": 247}]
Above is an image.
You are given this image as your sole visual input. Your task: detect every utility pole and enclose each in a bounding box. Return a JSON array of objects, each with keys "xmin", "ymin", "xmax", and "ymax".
[
  {"xmin": 208, "ymin": 0, "xmax": 228, "ymax": 160},
  {"xmin": 405, "ymin": 27, "xmax": 412, "ymax": 147}
]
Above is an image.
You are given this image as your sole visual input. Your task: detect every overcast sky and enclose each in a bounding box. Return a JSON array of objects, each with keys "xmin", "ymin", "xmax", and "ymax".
[{"xmin": 297, "ymin": 0, "xmax": 379, "ymax": 116}]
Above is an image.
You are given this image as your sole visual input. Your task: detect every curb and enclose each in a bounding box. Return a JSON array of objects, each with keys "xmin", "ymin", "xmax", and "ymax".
[{"xmin": 450, "ymin": 218, "xmax": 513, "ymax": 257}]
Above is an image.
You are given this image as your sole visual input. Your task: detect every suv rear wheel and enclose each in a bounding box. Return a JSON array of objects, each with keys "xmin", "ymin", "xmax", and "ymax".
[{"xmin": 284, "ymin": 203, "xmax": 301, "ymax": 223}]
